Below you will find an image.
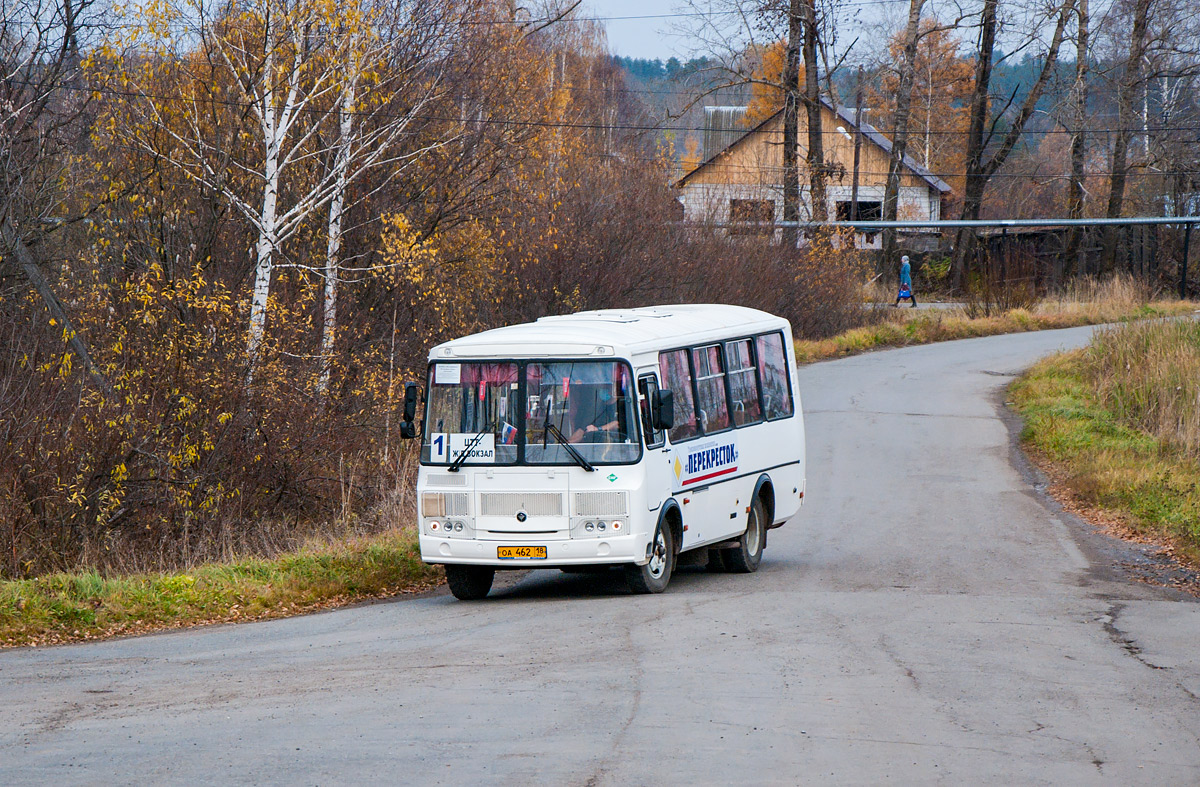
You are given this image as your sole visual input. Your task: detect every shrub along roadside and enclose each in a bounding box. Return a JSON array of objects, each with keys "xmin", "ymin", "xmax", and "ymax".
[
  {"xmin": 0, "ymin": 529, "xmax": 440, "ymax": 648},
  {"xmin": 1010, "ymin": 347, "xmax": 1200, "ymax": 568},
  {"xmin": 793, "ymin": 301, "xmax": 1199, "ymax": 365}
]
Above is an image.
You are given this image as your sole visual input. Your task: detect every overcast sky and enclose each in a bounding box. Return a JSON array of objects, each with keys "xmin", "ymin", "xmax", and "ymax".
[
  {"xmin": 593, "ymin": 0, "xmax": 894, "ymax": 62},
  {"xmin": 590, "ymin": 0, "xmax": 689, "ymax": 60},
  {"xmin": 593, "ymin": 1, "xmax": 1072, "ymax": 64}
]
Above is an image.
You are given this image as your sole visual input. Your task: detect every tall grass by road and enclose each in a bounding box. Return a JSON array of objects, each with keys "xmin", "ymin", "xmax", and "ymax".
[
  {"xmin": 1089, "ymin": 320, "xmax": 1200, "ymax": 454},
  {"xmin": 0, "ymin": 529, "xmax": 440, "ymax": 648},
  {"xmin": 1012, "ymin": 319, "xmax": 1200, "ymax": 565}
]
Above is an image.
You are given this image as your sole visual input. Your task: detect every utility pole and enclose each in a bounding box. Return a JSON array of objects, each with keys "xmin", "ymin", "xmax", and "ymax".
[
  {"xmin": 1065, "ymin": 0, "xmax": 1089, "ymax": 275},
  {"xmin": 801, "ymin": 0, "xmax": 827, "ymax": 222},
  {"xmin": 781, "ymin": 0, "xmax": 802, "ymax": 250},
  {"xmin": 1182, "ymin": 220, "xmax": 1192, "ymax": 300},
  {"xmin": 851, "ymin": 66, "xmax": 863, "ymax": 223}
]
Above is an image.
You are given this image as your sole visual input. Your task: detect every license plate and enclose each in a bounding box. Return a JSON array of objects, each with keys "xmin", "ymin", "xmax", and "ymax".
[{"xmin": 497, "ymin": 545, "xmax": 547, "ymax": 560}]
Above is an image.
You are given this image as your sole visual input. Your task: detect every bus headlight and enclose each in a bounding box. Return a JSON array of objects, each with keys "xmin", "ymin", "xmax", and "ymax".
[{"xmin": 422, "ymin": 492, "xmax": 447, "ymax": 518}]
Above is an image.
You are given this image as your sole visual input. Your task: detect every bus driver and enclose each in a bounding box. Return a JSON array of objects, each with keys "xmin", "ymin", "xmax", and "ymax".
[{"xmin": 570, "ymin": 387, "xmax": 622, "ymax": 442}]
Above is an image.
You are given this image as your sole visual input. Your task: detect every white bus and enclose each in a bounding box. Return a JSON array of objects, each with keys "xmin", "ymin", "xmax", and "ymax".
[{"xmin": 402, "ymin": 304, "xmax": 806, "ymax": 600}]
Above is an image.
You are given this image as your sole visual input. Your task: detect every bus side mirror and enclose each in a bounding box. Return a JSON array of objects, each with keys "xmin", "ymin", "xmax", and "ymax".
[
  {"xmin": 400, "ymin": 383, "xmax": 420, "ymax": 440},
  {"xmin": 651, "ymin": 389, "xmax": 674, "ymax": 431}
]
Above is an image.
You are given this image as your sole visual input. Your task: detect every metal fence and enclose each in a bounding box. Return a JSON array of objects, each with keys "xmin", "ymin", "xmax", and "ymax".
[{"xmin": 773, "ymin": 217, "xmax": 1200, "ymax": 297}]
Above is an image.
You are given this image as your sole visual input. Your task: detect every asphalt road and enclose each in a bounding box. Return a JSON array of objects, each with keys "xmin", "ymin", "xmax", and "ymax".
[{"xmin": 4, "ymin": 326, "xmax": 1200, "ymax": 785}]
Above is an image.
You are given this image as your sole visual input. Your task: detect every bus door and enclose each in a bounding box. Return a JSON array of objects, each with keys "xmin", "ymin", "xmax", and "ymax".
[{"xmin": 637, "ymin": 371, "xmax": 671, "ymax": 511}]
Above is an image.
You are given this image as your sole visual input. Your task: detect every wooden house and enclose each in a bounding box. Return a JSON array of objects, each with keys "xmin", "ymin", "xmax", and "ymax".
[{"xmin": 677, "ymin": 100, "xmax": 951, "ymax": 248}]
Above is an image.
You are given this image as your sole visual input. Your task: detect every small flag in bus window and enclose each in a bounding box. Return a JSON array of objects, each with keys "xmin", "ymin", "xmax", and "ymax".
[
  {"xmin": 479, "ymin": 381, "xmax": 486, "ymax": 401},
  {"xmin": 500, "ymin": 422, "xmax": 517, "ymax": 445}
]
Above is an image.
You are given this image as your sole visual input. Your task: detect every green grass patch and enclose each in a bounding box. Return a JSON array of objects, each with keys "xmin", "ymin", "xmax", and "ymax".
[
  {"xmin": 1011, "ymin": 350, "xmax": 1200, "ymax": 563},
  {"xmin": 0, "ymin": 529, "xmax": 440, "ymax": 648},
  {"xmin": 794, "ymin": 300, "xmax": 1199, "ymax": 365}
]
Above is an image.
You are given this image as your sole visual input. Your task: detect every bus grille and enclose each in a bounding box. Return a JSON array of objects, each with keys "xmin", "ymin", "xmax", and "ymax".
[
  {"xmin": 425, "ymin": 474, "xmax": 467, "ymax": 487},
  {"xmin": 574, "ymin": 491, "xmax": 628, "ymax": 517},
  {"xmin": 479, "ymin": 492, "xmax": 564, "ymax": 517}
]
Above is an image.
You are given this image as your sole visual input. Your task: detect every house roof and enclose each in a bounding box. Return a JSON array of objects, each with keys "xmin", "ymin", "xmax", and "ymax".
[{"xmin": 676, "ymin": 98, "xmax": 952, "ymax": 195}]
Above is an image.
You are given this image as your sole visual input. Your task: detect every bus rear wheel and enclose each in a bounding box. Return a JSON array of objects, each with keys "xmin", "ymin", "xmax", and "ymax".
[
  {"xmin": 445, "ymin": 565, "xmax": 495, "ymax": 600},
  {"xmin": 722, "ymin": 497, "xmax": 765, "ymax": 573},
  {"xmin": 625, "ymin": 523, "xmax": 675, "ymax": 594}
]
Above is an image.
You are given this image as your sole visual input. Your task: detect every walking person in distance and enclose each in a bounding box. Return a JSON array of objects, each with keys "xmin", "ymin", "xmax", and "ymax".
[{"xmin": 894, "ymin": 254, "xmax": 917, "ymax": 307}]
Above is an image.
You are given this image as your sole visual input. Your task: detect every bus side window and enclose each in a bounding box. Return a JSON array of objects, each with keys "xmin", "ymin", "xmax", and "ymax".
[
  {"xmin": 756, "ymin": 332, "xmax": 794, "ymax": 420},
  {"xmin": 725, "ymin": 338, "xmax": 763, "ymax": 426},
  {"xmin": 637, "ymin": 375, "xmax": 664, "ymax": 448},
  {"xmin": 659, "ymin": 349, "xmax": 699, "ymax": 442},
  {"xmin": 692, "ymin": 345, "xmax": 731, "ymax": 433}
]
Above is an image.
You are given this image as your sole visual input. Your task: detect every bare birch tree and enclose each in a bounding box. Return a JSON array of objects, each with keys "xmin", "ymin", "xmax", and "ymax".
[{"xmin": 116, "ymin": 0, "xmax": 457, "ymax": 384}]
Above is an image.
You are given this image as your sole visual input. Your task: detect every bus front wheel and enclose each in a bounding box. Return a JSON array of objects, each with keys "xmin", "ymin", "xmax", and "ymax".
[
  {"xmin": 445, "ymin": 565, "xmax": 495, "ymax": 600},
  {"xmin": 625, "ymin": 523, "xmax": 675, "ymax": 594},
  {"xmin": 722, "ymin": 497, "xmax": 765, "ymax": 573}
]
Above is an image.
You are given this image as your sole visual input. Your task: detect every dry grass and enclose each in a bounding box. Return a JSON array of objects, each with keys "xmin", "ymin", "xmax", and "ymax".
[
  {"xmin": 1035, "ymin": 273, "xmax": 1155, "ymax": 319},
  {"xmin": 795, "ymin": 275, "xmax": 1199, "ymax": 365},
  {"xmin": 1087, "ymin": 320, "xmax": 1200, "ymax": 454}
]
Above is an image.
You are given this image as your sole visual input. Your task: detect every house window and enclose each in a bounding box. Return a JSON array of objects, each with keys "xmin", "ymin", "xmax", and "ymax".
[
  {"xmin": 836, "ymin": 200, "xmax": 882, "ymax": 221},
  {"xmin": 729, "ymin": 199, "xmax": 775, "ymax": 236}
]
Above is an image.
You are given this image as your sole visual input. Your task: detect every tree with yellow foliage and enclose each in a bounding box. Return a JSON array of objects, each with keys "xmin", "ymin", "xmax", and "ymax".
[
  {"xmin": 868, "ymin": 18, "xmax": 972, "ymax": 200},
  {"xmin": 108, "ymin": 0, "xmax": 459, "ymax": 384}
]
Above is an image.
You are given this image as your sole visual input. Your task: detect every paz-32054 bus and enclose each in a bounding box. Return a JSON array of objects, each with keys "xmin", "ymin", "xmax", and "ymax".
[{"xmin": 401, "ymin": 304, "xmax": 806, "ymax": 600}]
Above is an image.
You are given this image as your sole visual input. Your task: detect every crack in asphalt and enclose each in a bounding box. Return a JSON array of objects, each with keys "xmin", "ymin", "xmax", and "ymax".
[
  {"xmin": 1099, "ymin": 603, "xmax": 1200, "ymax": 704},
  {"xmin": 1101, "ymin": 604, "xmax": 1165, "ymax": 670}
]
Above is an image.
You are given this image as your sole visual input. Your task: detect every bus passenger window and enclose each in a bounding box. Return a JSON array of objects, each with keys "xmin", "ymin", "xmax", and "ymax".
[
  {"xmin": 756, "ymin": 333, "xmax": 794, "ymax": 419},
  {"xmin": 659, "ymin": 349, "xmax": 699, "ymax": 442},
  {"xmin": 692, "ymin": 345, "xmax": 731, "ymax": 433},
  {"xmin": 726, "ymin": 339, "xmax": 763, "ymax": 426}
]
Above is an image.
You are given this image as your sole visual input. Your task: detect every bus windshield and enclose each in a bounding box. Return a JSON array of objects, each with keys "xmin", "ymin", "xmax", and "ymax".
[{"xmin": 422, "ymin": 360, "xmax": 640, "ymax": 466}]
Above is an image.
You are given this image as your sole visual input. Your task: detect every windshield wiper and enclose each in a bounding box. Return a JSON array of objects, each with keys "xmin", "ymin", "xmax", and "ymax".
[
  {"xmin": 448, "ymin": 421, "xmax": 492, "ymax": 472},
  {"xmin": 545, "ymin": 422, "xmax": 595, "ymax": 472}
]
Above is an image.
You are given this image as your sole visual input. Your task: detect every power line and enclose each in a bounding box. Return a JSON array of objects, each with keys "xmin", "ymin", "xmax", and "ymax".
[{"xmin": 14, "ymin": 73, "xmax": 1199, "ymax": 140}]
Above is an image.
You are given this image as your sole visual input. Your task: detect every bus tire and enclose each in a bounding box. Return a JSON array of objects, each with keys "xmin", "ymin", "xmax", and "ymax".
[
  {"xmin": 722, "ymin": 497, "xmax": 765, "ymax": 573},
  {"xmin": 625, "ymin": 522, "xmax": 675, "ymax": 594},
  {"xmin": 445, "ymin": 565, "xmax": 495, "ymax": 600}
]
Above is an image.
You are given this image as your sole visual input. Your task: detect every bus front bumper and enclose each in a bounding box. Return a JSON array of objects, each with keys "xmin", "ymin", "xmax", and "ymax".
[{"xmin": 420, "ymin": 534, "xmax": 647, "ymax": 567}]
